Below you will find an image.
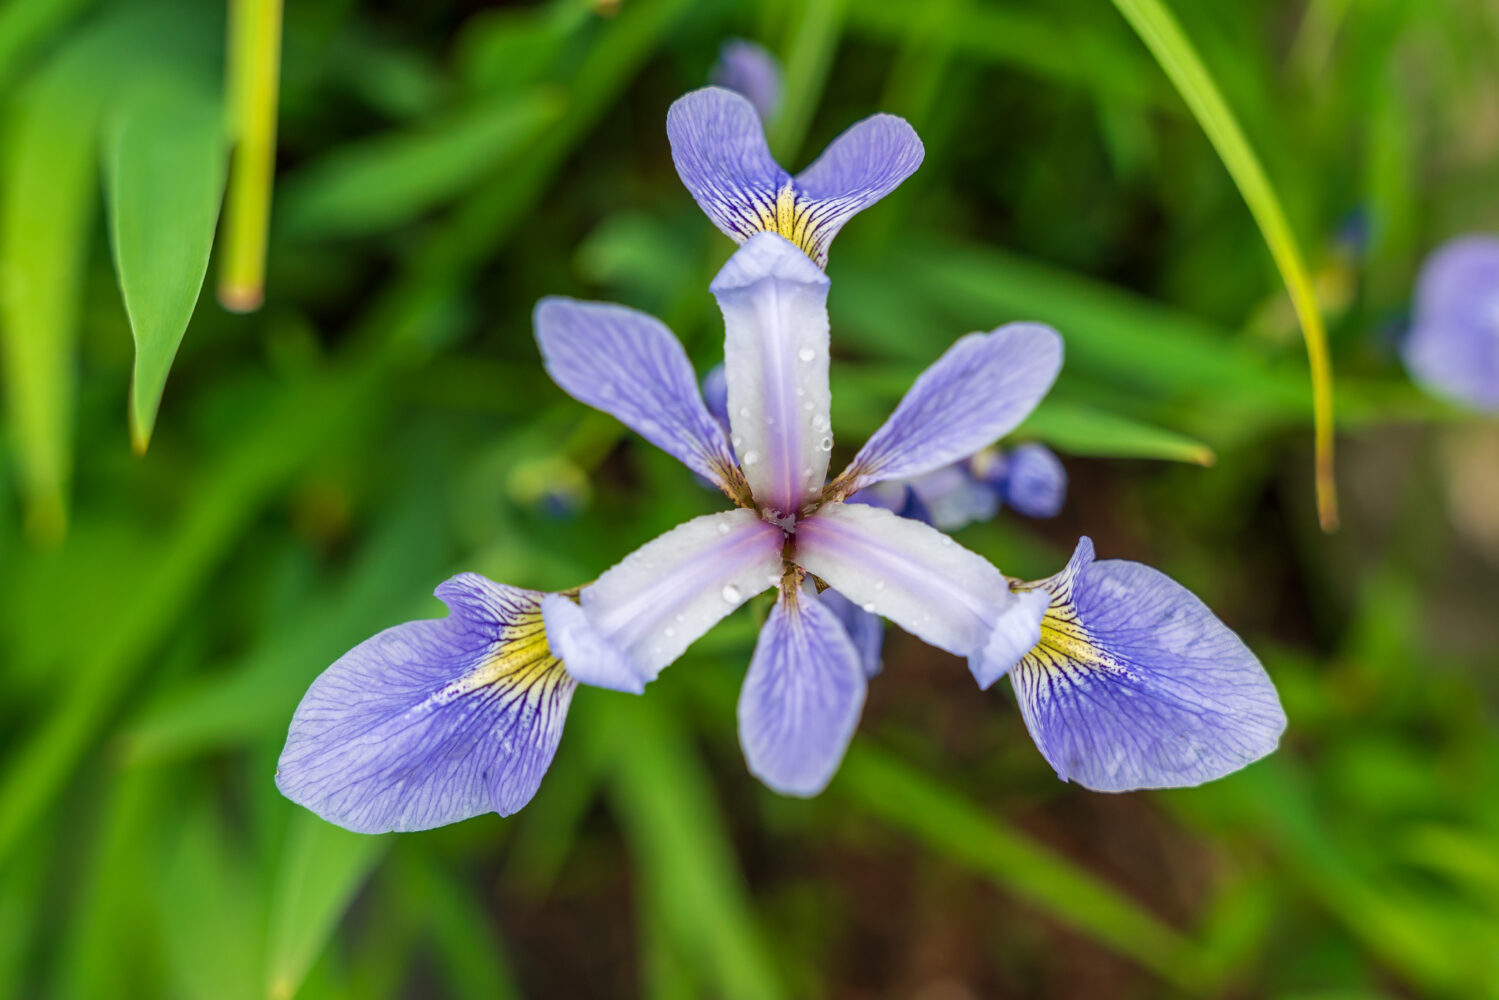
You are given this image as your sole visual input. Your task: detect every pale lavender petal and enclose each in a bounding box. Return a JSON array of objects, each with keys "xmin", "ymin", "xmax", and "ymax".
[
  {"xmin": 791, "ymin": 113, "xmax": 923, "ymax": 266},
  {"xmin": 840, "ymin": 323, "xmax": 1063, "ymax": 494},
  {"xmin": 667, "ymin": 87, "xmax": 787, "ymax": 247},
  {"xmin": 535, "ymin": 297, "xmax": 739, "ymax": 487},
  {"xmin": 847, "ymin": 481, "xmax": 931, "ymax": 525},
  {"xmin": 712, "ymin": 233, "xmax": 833, "ymax": 519},
  {"xmin": 540, "ymin": 594, "xmax": 643, "ymax": 693},
  {"xmin": 794, "ymin": 502, "xmax": 1039, "ymax": 687},
  {"xmin": 999, "ymin": 443, "xmax": 1067, "ymax": 519},
  {"xmin": 819, "ymin": 587, "xmax": 885, "ymax": 678},
  {"xmin": 701, "ymin": 362, "xmax": 730, "ymax": 432},
  {"xmin": 549, "ymin": 509, "xmax": 785, "ymax": 690},
  {"xmin": 1402, "ymin": 235, "xmax": 1499, "ymax": 412},
  {"xmin": 907, "ymin": 463, "xmax": 1001, "ymax": 532},
  {"xmin": 710, "ymin": 38, "xmax": 782, "ymax": 124},
  {"xmin": 739, "ymin": 585, "xmax": 867, "ymax": 796},
  {"xmin": 1010, "ymin": 538, "xmax": 1286, "ymax": 792},
  {"xmin": 276, "ymin": 574, "xmax": 576, "ymax": 833}
]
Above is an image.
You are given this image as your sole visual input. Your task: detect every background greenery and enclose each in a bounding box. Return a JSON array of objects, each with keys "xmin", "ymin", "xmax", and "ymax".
[{"xmin": 1, "ymin": 0, "xmax": 1497, "ymax": 996}]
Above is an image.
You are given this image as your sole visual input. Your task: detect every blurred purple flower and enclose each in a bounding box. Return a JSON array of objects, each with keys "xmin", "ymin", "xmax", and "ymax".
[
  {"xmin": 667, "ymin": 87, "xmax": 923, "ymax": 267},
  {"xmin": 709, "ymin": 38, "xmax": 782, "ymax": 124},
  {"xmin": 1402, "ymin": 235, "xmax": 1499, "ymax": 412}
]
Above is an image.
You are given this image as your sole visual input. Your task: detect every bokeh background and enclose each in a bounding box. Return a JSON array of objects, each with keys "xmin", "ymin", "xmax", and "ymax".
[{"xmin": 2, "ymin": 0, "xmax": 1497, "ymax": 997}]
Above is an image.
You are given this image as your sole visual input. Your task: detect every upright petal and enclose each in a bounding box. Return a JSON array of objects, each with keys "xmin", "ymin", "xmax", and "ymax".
[
  {"xmin": 276, "ymin": 574, "xmax": 576, "ymax": 833},
  {"xmin": 819, "ymin": 587, "xmax": 885, "ymax": 677},
  {"xmin": 838, "ymin": 324, "xmax": 1063, "ymax": 494},
  {"xmin": 739, "ymin": 585, "xmax": 867, "ymax": 796},
  {"xmin": 997, "ymin": 443, "xmax": 1067, "ymax": 519},
  {"xmin": 710, "ymin": 38, "xmax": 783, "ymax": 125},
  {"xmin": 789, "ymin": 114, "xmax": 923, "ymax": 266},
  {"xmin": 712, "ymin": 233, "xmax": 833, "ymax": 519},
  {"xmin": 543, "ymin": 509, "xmax": 785, "ymax": 692},
  {"xmin": 1009, "ymin": 538, "xmax": 1286, "ymax": 792},
  {"xmin": 906, "ymin": 463, "xmax": 1001, "ymax": 532},
  {"xmin": 667, "ymin": 87, "xmax": 788, "ymax": 247},
  {"xmin": 1402, "ymin": 235, "xmax": 1499, "ymax": 412},
  {"xmin": 535, "ymin": 297, "xmax": 741, "ymax": 489},
  {"xmin": 794, "ymin": 502, "xmax": 1045, "ymax": 686}
]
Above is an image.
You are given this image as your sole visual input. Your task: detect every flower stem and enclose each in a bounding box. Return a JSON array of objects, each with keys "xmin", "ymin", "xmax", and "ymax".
[{"xmin": 217, "ymin": 0, "xmax": 282, "ymax": 313}]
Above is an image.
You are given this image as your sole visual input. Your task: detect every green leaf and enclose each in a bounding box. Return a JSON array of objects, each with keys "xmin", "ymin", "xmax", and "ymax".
[
  {"xmin": 264, "ymin": 812, "xmax": 388, "ymax": 1000},
  {"xmin": 836, "ymin": 744, "xmax": 1207, "ymax": 990},
  {"xmin": 279, "ymin": 90, "xmax": 566, "ymax": 240},
  {"xmin": 1022, "ymin": 399, "xmax": 1216, "ymax": 465},
  {"xmin": 1109, "ymin": 0, "xmax": 1338, "ymax": 528},
  {"xmin": 105, "ymin": 80, "xmax": 228, "ymax": 452},
  {"xmin": 0, "ymin": 35, "xmax": 104, "ymax": 540}
]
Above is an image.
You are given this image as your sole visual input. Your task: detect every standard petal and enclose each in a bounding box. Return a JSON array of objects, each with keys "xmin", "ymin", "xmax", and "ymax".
[
  {"xmin": 535, "ymin": 296, "xmax": 741, "ymax": 488},
  {"xmin": 794, "ymin": 502, "xmax": 1037, "ymax": 687},
  {"xmin": 1402, "ymin": 236, "xmax": 1499, "ymax": 412},
  {"xmin": 276, "ymin": 574, "xmax": 576, "ymax": 833},
  {"xmin": 789, "ymin": 113, "xmax": 924, "ymax": 266},
  {"xmin": 709, "ymin": 38, "xmax": 783, "ymax": 125},
  {"xmin": 906, "ymin": 463, "xmax": 1001, "ymax": 532},
  {"xmin": 739, "ymin": 586, "xmax": 867, "ymax": 796},
  {"xmin": 998, "ymin": 443, "xmax": 1067, "ymax": 519},
  {"xmin": 819, "ymin": 586, "xmax": 885, "ymax": 678},
  {"xmin": 561, "ymin": 509, "xmax": 785, "ymax": 689},
  {"xmin": 712, "ymin": 233, "xmax": 833, "ymax": 519},
  {"xmin": 1009, "ymin": 538, "xmax": 1287, "ymax": 792},
  {"xmin": 838, "ymin": 324, "xmax": 1063, "ymax": 494},
  {"xmin": 667, "ymin": 87, "xmax": 788, "ymax": 247}
]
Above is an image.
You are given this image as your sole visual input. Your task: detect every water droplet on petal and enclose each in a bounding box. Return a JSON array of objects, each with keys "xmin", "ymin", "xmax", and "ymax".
[
  {"xmin": 716, "ymin": 522, "xmax": 731, "ymax": 535},
  {"xmin": 721, "ymin": 584, "xmax": 742, "ymax": 603},
  {"xmin": 803, "ymin": 400, "xmax": 814, "ymax": 411},
  {"xmin": 598, "ymin": 382, "xmax": 617, "ymax": 399},
  {"xmin": 798, "ymin": 346, "xmax": 816, "ymax": 363},
  {"xmin": 818, "ymin": 436, "xmax": 832, "ymax": 451},
  {"xmin": 861, "ymin": 602, "xmax": 876, "ymax": 613},
  {"xmin": 742, "ymin": 450, "xmax": 760, "ymax": 466},
  {"xmin": 874, "ymin": 580, "xmax": 886, "ymax": 592},
  {"xmin": 738, "ymin": 406, "xmax": 751, "ymax": 418},
  {"xmin": 664, "ymin": 627, "xmax": 676, "ymax": 638}
]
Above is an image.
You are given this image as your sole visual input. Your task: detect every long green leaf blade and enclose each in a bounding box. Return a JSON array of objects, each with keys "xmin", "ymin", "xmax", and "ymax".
[
  {"xmin": 105, "ymin": 82, "xmax": 227, "ymax": 452},
  {"xmin": 1022, "ymin": 400, "xmax": 1216, "ymax": 466},
  {"xmin": 1109, "ymin": 0, "xmax": 1338, "ymax": 529}
]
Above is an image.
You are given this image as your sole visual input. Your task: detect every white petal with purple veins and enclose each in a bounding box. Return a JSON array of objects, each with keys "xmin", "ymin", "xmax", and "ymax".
[
  {"xmin": 794, "ymin": 502, "xmax": 1031, "ymax": 687},
  {"xmin": 712, "ymin": 233, "xmax": 833, "ymax": 519},
  {"xmin": 568, "ymin": 509, "xmax": 785, "ymax": 688}
]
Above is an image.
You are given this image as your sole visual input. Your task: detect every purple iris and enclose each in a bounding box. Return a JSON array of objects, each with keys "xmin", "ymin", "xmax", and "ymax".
[
  {"xmin": 667, "ymin": 87, "xmax": 923, "ymax": 267},
  {"xmin": 1402, "ymin": 235, "xmax": 1499, "ymax": 412},
  {"xmin": 709, "ymin": 38, "xmax": 782, "ymax": 125}
]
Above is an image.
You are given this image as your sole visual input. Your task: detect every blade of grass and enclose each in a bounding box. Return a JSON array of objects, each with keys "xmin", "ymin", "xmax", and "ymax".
[
  {"xmin": 105, "ymin": 78, "xmax": 228, "ymax": 452},
  {"xmin": 218, "ymin": 0, "xmax": 282, "ymax": 312},
  {"xmin": 836, "ymin": 743, "xmax": 1206, "ymax": 991},
  {"xmin": 1020, "ymin": 399, "xmax": 1216, "ymax": 466},
  {"xmin": 264, "ymin": 813, "xmax": 388, "ymax": 1000},
  {"xmin": 768, "ymin": 0, "xmax": 846, "ymax": 163},
  {"xmin": 1110, "ymin": 0, "xmax": 1338, "ymax": 529}
]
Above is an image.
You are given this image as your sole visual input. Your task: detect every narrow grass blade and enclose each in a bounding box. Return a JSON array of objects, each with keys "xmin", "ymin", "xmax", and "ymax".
[
  {"xmin": 264, "ymin": 812, "xmax": 388, "ymax": 1000},
  {"xmin": 836, "ymin": 744, "xmax": 1205, "ymax": 991},
  {"xmin": 591, "ymin": 695, "xmax": 787, "ymax": 1000},
  {"xmin": 1110, "ymin": 0, "xmax": 1338, "ymax": 529},
  {"xmin": 0, "ymin": 40, "xmax": 103, "ymax": 541},
  {"xmin": 768, "ymin": 0, "xmax": 846, "ymax": 163},
  {"xmin": 1022, "ymin": 400, "xmax": 1216, "ymax": 466},
  {"xmin": 105, "ymin": 81, "xmax": 228, "ymax": 452}
]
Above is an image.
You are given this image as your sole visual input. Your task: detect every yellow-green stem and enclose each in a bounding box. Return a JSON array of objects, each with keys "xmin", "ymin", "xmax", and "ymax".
[{"xmin": 217, "ymin": 0, "xmax": 282, "ymax": 312}]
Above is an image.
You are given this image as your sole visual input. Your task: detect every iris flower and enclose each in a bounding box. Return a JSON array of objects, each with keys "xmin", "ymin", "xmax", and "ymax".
[
  {"xmin": 1402, "ymin": 235, "xmax": 1499, "ymax": 413},
  {"xmin": 667, "ymin": 86, "xmax": 923, "ymax": 267},
  {"xmin": 709, "ymin": 38, "xmax": 782, "ymax": 125},
  {"xmin": 277, "ymin": 232, "xmax": 1286, "ymax": 832}
]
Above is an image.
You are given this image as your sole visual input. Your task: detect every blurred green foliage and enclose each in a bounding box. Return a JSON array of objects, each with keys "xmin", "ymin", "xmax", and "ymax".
[{"xmin": 1, "ymin": 0, "xmax": 1497, "ymax": 997}]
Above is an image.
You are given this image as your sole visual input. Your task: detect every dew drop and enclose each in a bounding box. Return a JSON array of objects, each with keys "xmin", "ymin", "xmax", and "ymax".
[
  {"xmin": 861, "ymin": 601, "xmax": 876, "ymax": 613},
  {"xmin": 803, "ymin": 400, "xmax": 814, "ymax": 411},
  {"xmin": 738, "ymin": 406, "xmax": 751, "ymax": 418},
  {"xmin": 797, "ymin": 346, "xmax": 816, "ymax": 363},
  {"xmin": 874, "ymin": 580, "xmax": 886, "ymax": 592},
  {"xmin": 664, "ymin": 627, "xmax": 677, "ymax": 638},
  {"xmin": 818, "ymin": 436, "xmax": 833, "ymax": 451},
  {"xmin": 716, "ymin": 521, "xmax": 732, "ymax": 535},
  {"xmin": 732, "ymin": 435, "xmax": 743, "ymax": 448},
  {"xmin": 742, "ymin": 450, "xmax": 760, "ymax": 466},
  {"xmin": 598, "ymin": 382, "xmax": 617, "ymax": 399},
  {"xmin": 721, "ymin": 584, "xmax": 743, "ymax": 603}
]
